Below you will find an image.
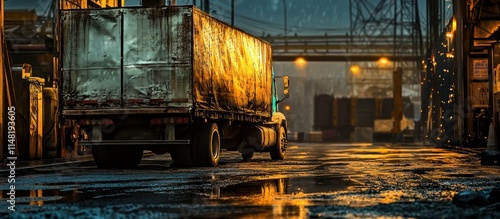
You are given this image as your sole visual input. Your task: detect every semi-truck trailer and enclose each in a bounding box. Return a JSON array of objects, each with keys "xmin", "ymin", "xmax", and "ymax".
[{"xmin": 59, "ymin": 6, "xmax": 289, "ymax": 167}]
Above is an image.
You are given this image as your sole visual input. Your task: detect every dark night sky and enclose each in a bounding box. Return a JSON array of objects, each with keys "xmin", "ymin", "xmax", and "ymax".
[
  {"xmin": 124, "ymin": 0, "xmax": 434, "ymax": 37},
  {"xmin": 5, "ymin": 0, "xmax": 436, "ymax": 37},
  {"xmin": 127, "ymin": 0, "xmax": 352, "ymax": 36},
  {"xmin": 126, "ymin": 0, "xmax": 434, "ymax": 36}
]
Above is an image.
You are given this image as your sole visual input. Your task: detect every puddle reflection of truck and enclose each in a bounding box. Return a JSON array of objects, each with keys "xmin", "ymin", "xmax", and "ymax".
[{"xmin": 59, "ymin": 6, "xmax": 289, "ymax": 167}]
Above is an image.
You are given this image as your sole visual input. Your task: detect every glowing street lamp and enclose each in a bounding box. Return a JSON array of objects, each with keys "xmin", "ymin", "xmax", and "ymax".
[
  {"xmin": 295, "ymin": 57, "xmax": 306, "ymax": 68},
  {"xmin": 350, "ymin": 64, "xmax": 360, "ymax": 76},
  {"xmin": 378, "ymin": 57, "xmax": 389, "ymax": 67}
]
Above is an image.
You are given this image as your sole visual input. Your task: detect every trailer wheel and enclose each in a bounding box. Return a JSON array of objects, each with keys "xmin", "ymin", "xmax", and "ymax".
[
  {"xmin": 270, "ymin": 125, "xmax": 287, "ymax": 160},
  {"xmin": 93, "ymin": 146, "xmax": 143, "ymax": 168},
  {"xmin": 92, "ymin": 146, "xmax": 113, "ymax": 168},
  {"xmin": 170, "ymin": 145, "xmax": 193, "ymax": 167},
  {"xmin": 194, "ymin": 123, "xmax": 220, "ymax": 167},
  {"xmin": 116, "ymin": 146, "xmax": 143, "ymax": 168}
]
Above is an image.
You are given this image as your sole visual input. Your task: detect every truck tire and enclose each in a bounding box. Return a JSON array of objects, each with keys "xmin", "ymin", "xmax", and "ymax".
[
  {"xmin": 93, "ymin": 146, "xmax": 143, "ymax": 168},
  {"xmin": 270, "ymin": 125, "xmax": 287, "ymax": 160},
  {"xmin": 170, "ymin": 145, "xmax": 193, "ymax": 167},
  {"xmin": 93, "ymin": 146, "xmax": 113, "ymax": 168},
  {"xmin": 117, "ymin": 146, "xmax": 143, "ymax": 168},
  {"xmin": 194, "ymin": 123, "xmax": 220, "ymax": 167}
]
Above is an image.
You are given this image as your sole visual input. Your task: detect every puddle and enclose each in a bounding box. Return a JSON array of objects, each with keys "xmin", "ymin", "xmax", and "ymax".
[
  {"xmin": 1, "ymin": 174, "xmax": 362, "ymax": 209},
  {"xmin": 286, "ymin": 175, "xmax": 363, "ymax": 194},
  {"xmin": 0, "ymin": 187, "xmax": 149, "ymax": 206},
  {"xmin": 193, "ymin": 174, "xmax": 364, "ymax": 206},
  {"xmin": 0, "ymin": 189, "xmax": 81, "ymax": 206}
]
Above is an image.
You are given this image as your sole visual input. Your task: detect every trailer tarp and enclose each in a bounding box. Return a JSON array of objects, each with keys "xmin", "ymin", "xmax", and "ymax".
[{"xmin": 61, "ymin": 6, "xmax": 272, "ymax": 119}]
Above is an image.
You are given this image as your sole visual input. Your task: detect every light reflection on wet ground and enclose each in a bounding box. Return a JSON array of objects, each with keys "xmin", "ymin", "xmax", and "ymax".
[{"xmin": 1, "ymin": 142, "xmax": 499, "ymax": 218}]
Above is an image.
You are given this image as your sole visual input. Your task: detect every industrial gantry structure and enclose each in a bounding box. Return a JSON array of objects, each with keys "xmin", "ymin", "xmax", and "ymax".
[{"xmin": 263, "ymin": 0, "xmax": 424, "ymax": 96}]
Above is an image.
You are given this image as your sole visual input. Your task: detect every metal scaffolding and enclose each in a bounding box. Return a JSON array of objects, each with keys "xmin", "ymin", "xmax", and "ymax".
[
  {"xmin": 349, "ymin": 0, "xmax": 423, "ymax": 87},
  {"xmin": 262, "ymin": 0, "xmax": 424, "ymax": 98}
]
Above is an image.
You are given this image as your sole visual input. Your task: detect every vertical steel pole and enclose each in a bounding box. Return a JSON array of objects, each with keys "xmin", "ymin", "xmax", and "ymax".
[
  {"xmin": 393, "ymin": 68, "xmax": 403, "ymax": 135},
  {"xmin": 231, "ymin": 0, "xmax": 234, "ymax": 26},
  {"xmin": 283, "ymin": 0, "xmax": 287, "ymax": 50},
  {"xmin": 203, "ymin": 0, "xmax": 209, "ymax": 13}
]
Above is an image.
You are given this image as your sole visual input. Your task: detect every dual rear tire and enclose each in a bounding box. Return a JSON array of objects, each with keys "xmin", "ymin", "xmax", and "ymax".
[
  {"xmin": 171, "ymin": 123, "xmax": 221, "ymax": 167},
  {"xmin": 91, "ymin": 123, "xmax": 224, "ymax": 168},
  {"xmin": 93, "ymin": 122, "xmax": 282, "ymax": 168}
]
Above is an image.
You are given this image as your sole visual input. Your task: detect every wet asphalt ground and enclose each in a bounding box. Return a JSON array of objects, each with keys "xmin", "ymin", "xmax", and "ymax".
[{"xmin": 1, "ymin": 142, "xmax": 500, "ymax": 218}]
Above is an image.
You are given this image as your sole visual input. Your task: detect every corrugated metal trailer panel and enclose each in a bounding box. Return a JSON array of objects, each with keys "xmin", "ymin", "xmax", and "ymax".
[
  {"xmin": 61, "ymin": 9, "xmax": 122, "ymax": 108},
  {"xmin": 61, "ymin": 7, "xmax": 192, "ymax": 109},
  {"xmin": 122, "ymin": 7, "xmax": 192, "ymax": 106},
  {"xmin": 61, "ymin": 6, "xmax": 272, "ymax": 119}
]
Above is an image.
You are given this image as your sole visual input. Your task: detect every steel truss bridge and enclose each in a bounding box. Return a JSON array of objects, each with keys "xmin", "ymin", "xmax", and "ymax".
[
  {"xmin": 262, "ymin": 35, "xmax": 420, "ymax": 62},
  {"xmin": 263, "ymin": 0, "xmax": 424, "ymax": 87}
]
